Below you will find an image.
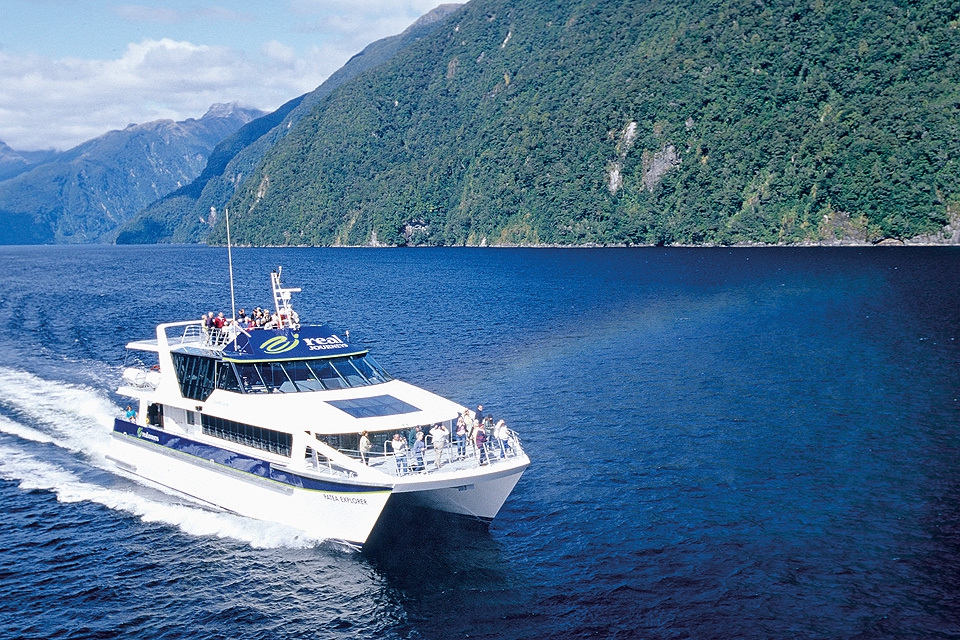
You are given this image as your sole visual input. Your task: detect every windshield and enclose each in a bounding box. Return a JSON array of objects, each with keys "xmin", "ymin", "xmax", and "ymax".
[{"xmin": 220, "ymin": 354, "xmax": 393, "ymax": 394}]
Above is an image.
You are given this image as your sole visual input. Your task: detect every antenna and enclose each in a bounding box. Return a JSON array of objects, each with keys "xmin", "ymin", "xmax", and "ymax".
[
  {"xmin": 271, "ymin": 266, "xmax": 301, "ymax": 328},
  {"xmin": 225, "ymin": 208, "xmax": 237, "ymax": 323}
]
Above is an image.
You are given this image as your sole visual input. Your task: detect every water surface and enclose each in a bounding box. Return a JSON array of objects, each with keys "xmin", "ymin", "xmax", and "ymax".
[{"xmin": 0, "ymin": 245, "xmax": 957, "ymax": 638}]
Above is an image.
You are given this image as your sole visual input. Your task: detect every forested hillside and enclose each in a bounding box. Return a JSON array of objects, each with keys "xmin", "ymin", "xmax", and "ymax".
[
  {"xmin": 217, "ymin": 0, "xmax": 960, "ymax": 246},
  {"xmin": 113, "ymin": 4, "xmax": 463, "ymax": 245}
]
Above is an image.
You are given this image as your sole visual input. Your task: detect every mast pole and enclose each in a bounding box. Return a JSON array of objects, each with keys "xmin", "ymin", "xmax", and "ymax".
[{"xmin": 226, "ymin": 208, "xmax": 237, "ymax": 323}]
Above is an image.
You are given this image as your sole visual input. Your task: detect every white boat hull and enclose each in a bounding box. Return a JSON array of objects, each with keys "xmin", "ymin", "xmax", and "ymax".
[
  {"xmin": 393, "ymin": 463, "xmax": 527, "ymax": 520},
  {"xmin": 109, "ymin": 427, "xmax": 391, "ymax": 546}
]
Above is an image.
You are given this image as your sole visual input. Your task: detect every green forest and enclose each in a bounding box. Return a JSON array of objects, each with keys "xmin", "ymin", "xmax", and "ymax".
[{"xmin": 213, "ymin": 0, "xmax": 960, "ymax": 247}]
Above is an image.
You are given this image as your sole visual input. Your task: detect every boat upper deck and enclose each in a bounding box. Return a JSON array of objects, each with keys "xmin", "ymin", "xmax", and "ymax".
[{"xmin": 128, "ymin": 320, "xmax": 363, "ymax": 360}]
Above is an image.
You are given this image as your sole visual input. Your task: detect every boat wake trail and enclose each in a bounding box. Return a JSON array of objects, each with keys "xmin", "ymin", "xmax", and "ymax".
[{"xmin": 0, "ymin": 367, "xmax": 324, "ymax": 549}]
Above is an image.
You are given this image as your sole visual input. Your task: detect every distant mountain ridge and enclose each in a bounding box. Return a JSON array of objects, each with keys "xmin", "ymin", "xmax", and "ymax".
[
  {"xmin": 5, "ymin": 0, "xmax": 957, "ymax": 247},
  {"xmin": 0, "ymin": 142, "xmax": 58, "ymax": 182},
  {"xmin": 114, "ymin": 3, "xmax": 464, "ymax": 245},
  {"xmin": 0, "ymin": 103, "xmax": 263, "ymax": 244}
]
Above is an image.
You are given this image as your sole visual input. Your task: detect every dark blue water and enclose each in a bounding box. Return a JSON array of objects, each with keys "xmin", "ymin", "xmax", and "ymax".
[{"xmin": 0, "ymin": 245, "xmax": 958, "ymax": 639}]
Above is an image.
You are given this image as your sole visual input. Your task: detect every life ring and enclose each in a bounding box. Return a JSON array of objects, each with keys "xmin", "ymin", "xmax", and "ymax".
[{"xmin": 150, "ymin": 365, "xmax": 160, "ymax": 371}]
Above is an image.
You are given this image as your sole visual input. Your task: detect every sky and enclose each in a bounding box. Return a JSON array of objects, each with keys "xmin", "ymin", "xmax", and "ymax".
[{"xmin": 0, "ymin": 0, "xmax": 446, "ymax": 151}]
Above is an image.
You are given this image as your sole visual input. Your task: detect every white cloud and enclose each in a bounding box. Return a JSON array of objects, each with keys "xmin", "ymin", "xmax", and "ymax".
[
  {"xmin": 0, "ymin": 1, "xmax": 449, "ymax": 151},
  {"xmin": 289, "ymin": 0, "xmax": 443, "ymax": 52},
  {"xmin": 0, "ymin": 39, "xmax": 332, "ymax": 151},
  {"xmin": 262, "ymin": 40, "xmax": 296, "ymax": 63}
]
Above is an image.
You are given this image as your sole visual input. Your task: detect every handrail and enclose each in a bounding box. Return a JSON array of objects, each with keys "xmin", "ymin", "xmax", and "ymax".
[
  {"xmin": 345, "ymin": 428, "xmax": 525, "ymax": 477},
  {"xmin": 165, "ymin": 321, "xmax": 240, "ymax": 350}
]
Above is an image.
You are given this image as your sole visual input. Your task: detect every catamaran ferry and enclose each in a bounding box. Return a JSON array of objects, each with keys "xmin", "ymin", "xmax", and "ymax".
[{"xmin": 109, "ymin": 267, "xmax": 530, "ymax": 547}]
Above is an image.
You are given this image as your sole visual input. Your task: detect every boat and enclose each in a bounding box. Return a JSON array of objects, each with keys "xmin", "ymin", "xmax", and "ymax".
[{"xmin": 109, "ymin": 267, "xmax": 530, "ymax": 548}]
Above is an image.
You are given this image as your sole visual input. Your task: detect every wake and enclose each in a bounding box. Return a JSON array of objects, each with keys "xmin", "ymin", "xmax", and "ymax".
[{"xmin": 0, "ymin": 367, "xmax": 324, "ymax": 549}]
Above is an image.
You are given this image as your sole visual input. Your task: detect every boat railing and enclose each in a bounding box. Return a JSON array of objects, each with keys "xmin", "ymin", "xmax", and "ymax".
[
  {"xmin": 166, "ymin": 321, "xmax": 240, "ymax": 350},
  {"xmin": 351, "ymin": 428, "xmax": 525, "ymax": 477},
  {"xmin": 304, "ymin": 446, "xmax": 358, "ymax": 480}
]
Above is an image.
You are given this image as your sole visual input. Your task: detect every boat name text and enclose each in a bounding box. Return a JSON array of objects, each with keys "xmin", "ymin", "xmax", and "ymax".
[
  {"xmin": 322, "ymin": 493, "xmax": 368, "ymax": 505},
  {"xmin": 303, "ymin": 336, "xmax": 347, "ymax": 351}
]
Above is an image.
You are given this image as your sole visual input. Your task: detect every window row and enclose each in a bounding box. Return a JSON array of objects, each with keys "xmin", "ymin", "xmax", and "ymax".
[
  {"xmin": 202, "ymin": 414, "xmax": 292, "ymax": 457},
  {"xmin": 171, "ymin": 352, "xmax": 393, "ymax": 400},
  {"xmin": 224, "ymin": 354, "xmax": 393, "ymax": 394}
]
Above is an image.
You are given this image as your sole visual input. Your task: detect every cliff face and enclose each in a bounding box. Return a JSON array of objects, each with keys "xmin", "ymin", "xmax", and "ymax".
[
  {"xmin": 214, "ymin": 0, "xmax": 960, "ymax": 247},
  {"xmin": 0, "ymin": 103, "xmax": 263, "ymax": 245}
]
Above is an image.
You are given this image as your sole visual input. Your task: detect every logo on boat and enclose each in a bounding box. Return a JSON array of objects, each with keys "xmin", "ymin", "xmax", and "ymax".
[
  {"xmin": 304, "ymin": 335, "xmax": 347, "ymax": 351},
  {"xmin": 260, "ymin": 333, "xmax": 300, "ymax": 354},
  {"xmin": 136, "ymin": 427, "xmax": 160, "ymax": 443}
]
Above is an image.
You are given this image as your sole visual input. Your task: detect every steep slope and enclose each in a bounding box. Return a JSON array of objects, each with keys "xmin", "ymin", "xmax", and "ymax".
[
  {"xmin": 219, "ymin": 0, "xmax": 960, "ymax": 246},
  {"xmin": 114, "ymin": 3, "xmax": 463, "ymax": 245},
  {"xmin": 0, "ymin": 103, "xmax": 263, "ymax": 244}
]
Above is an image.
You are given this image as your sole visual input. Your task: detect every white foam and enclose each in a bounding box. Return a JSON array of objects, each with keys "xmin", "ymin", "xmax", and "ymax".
[
  {"xmin": 0, "ymin": 366, "xmax": 114, "ymax": 459},
  {"xmin": 0, "ymin": 413, "xmax": 56, "ymax": 444},
  {"xmin": 0, "ymin": 443, "xmax": 324, "ymax": 549},
  {"xmin": 0, "ymin": 367, "xmax": 327, "ymax": 550}
]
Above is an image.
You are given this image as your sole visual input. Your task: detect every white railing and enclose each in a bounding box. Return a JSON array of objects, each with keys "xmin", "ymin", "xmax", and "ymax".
[
  {"xmin": 167, "ymin": 321, "xmax": 239, "ymax": 349},
  {"xmin": 357, "ymin": 429, "xmax": 525, "ymax": 477}
]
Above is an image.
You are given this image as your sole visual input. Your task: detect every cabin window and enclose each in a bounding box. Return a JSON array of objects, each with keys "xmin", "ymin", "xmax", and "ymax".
[
  {"xmin": 353, "ymin": 355, "xmax": 389, "ymax": 384},
  {"xmin": 171, "ymin": 353, "xmax": 218, "ymax": 401},
  {"xmin": 201, "ymin": 414, "xmax": 292, "ymax": 457},
  {"xmin": 220, "ymin": 354, "xmax": 393, "ymax": 394},
  {"xmin": 331, "ymin": 359, "xmax": 366, "ymax": 387},
  {"xmin": 308, "ymin": 360, "xmax": 346, "ymax": 389},
  {"xmin": 217, "ymin": 362, "xmax": 242, "ymax": 392}
]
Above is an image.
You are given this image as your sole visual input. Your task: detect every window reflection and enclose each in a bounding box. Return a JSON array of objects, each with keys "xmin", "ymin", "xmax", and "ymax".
[{"xmin": 218, "ymin": 354, "xmax": 392, "ymax": 394}]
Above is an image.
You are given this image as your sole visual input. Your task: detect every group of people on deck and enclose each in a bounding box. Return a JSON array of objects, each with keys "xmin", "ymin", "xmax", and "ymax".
[
  {"xmin": 202, "ymin": 306, "xmax": 301, "ymax": 335},
  {"xmin": 456, "ymin": 404, "xmax": 513, "ymax": 465},
  {"xmin": 379, "ymin": 403, "xmax": 514, "ymax": 475}
]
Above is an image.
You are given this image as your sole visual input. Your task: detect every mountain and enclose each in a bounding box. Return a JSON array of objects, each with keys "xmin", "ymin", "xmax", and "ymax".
[
  {"xmin": 114, "ymin": 4, "xmax": 464, "ymax": 245},
  {"xmin": 213, "ymin": 0, "xmax": 960, "ymax": 247},
  {"xmin": 0, "ymin": 142, "xmax": 58, "ymax": 182},
  {"xmin": 0, "ymin": 103, "xmax": 264, "ymax": 245}
]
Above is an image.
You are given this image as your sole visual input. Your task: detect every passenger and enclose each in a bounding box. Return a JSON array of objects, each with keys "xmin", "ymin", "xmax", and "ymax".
[
  {"xmin": 359, "ymin": 430, "xmax": 372, "ymax": 465},
  {"xmin": 412, "ymin": 431, "xmax": 426, "ymax": 472},
  {"xmin": 475, "ymin": 422, "xmax": 488, "ymax": 465},
  {"xmin": 408, "ymin": 425, "xmax": 422, "ymax": 449},
  {"xmin": 455, "ymin": 413, "xmax": 467, "ymax": 459},
  {"xmin": 495, "ymin": 419, "xmax": 511, "ymax": 458},
  {"xmin": 391, "ymin": 434, "xmax": 409, "ymax": 475},
  {"xmin": 430, "ymin": 423, "xmax": 449, "ymax": 468},
  {"xmin": 464, "ymin": 408, "xmax": 477, "ymax": 436},
  {"xmin": 124, "ymin": 405, "xmax": 137, "ymax": 421},
  {"xmin": 204, "ymin": 311, "xmax": 215, "ymax": 330},
  {"xmin": 214, "ymin": 312, "xmax": 226, "ymax": 329}
]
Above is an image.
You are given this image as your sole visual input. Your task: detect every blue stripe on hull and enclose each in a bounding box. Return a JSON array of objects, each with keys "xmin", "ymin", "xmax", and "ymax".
[{"xmin": 113, "ymin": 419, "xmax": 388, "ymax": 494}]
